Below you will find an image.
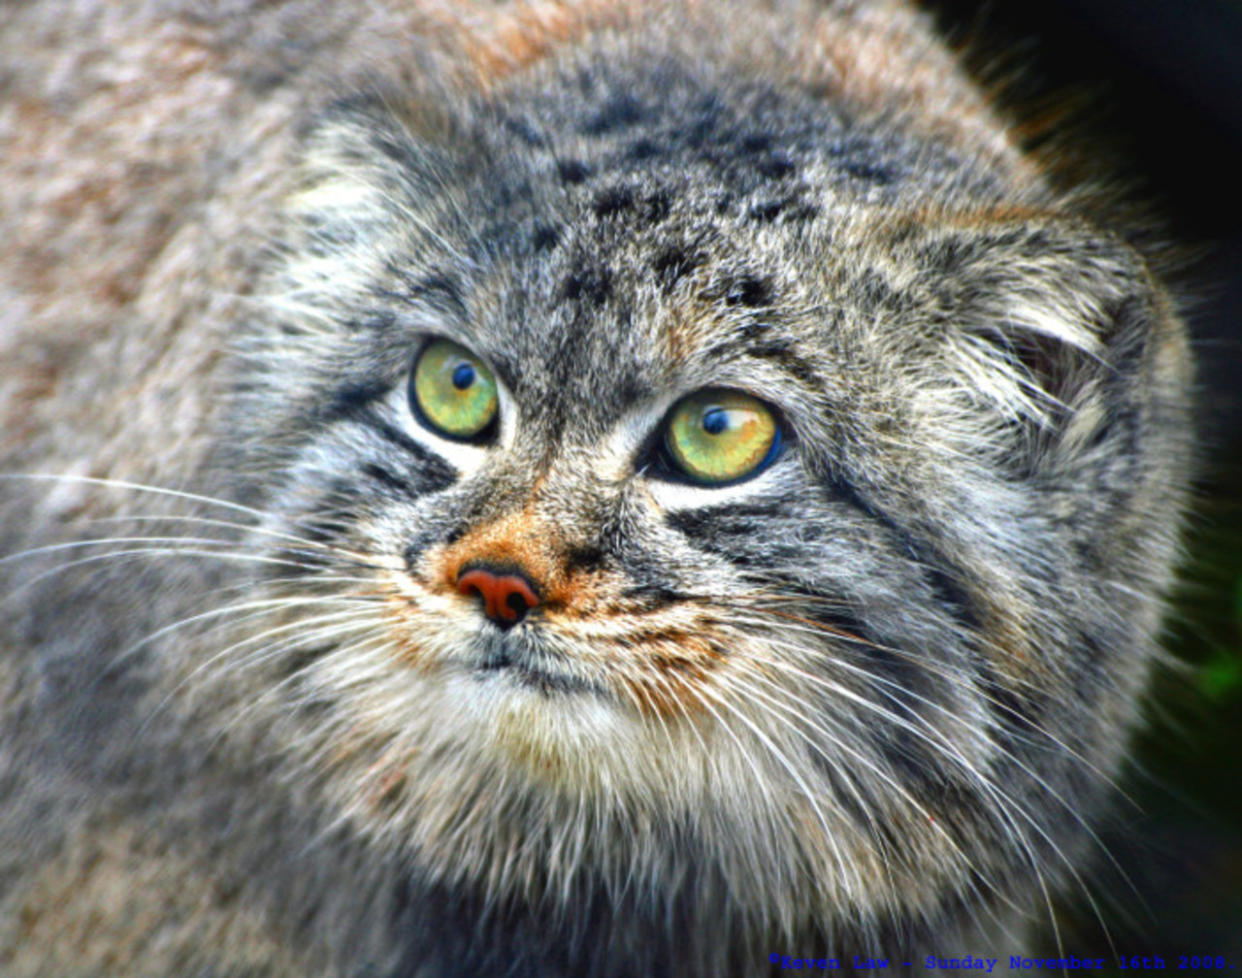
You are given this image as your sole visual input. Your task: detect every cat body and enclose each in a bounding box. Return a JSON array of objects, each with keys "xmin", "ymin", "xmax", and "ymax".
[{"xmin": 0, "ymin": 1, "xmax": 1192, "ymax": 975}]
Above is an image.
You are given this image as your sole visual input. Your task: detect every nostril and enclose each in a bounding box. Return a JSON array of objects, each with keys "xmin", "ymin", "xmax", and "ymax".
[
  {"xmin": 456, "ymin": 566, "xmax": 541, "ymax": 628},
  {"xmin": 505, "ymin": 590, "xmax": 531, "ymax": 619}
]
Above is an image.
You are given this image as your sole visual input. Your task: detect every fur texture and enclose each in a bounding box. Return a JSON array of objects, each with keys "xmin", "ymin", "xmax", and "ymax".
[{"xmin": 0, "ymin": 1, "xmax": 1192, "ymax": 975}]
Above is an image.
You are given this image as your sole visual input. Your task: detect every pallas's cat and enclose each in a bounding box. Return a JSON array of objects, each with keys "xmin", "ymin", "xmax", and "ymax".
[{"xmin": 0, "ymin": 0, "xmax": 1192, "ymax": 974}]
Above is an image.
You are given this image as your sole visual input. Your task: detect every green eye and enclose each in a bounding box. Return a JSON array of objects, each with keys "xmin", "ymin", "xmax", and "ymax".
[
  {"xmin": 664, "ymin": 389, "xmax": 781, "ymax": 485},
  {"xmin": 410, "ymin": 339, "xmax": 498, "ymax": 440}
]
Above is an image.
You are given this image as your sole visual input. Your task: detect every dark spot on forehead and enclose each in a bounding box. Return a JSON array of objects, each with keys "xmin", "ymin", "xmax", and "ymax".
[
  {"xmin": 844, "ymin": 160, "xmax": 894, "ymax": 184},
  {"xmin": 503, "ymin": 114, "xmax": 544, "ymax": 146},
  {"xmin": 750, "ymin": 337, "xmax": 796, "ymax": 358},
  {"xmin": 640, "ymin": 189, "xmax": 672, "ymax": 224},
  {"xmin": 724, "ymin": 275, "xmax": 774, "ymax": 308},
  {"xmin": 593, "ymin": 185, "xmax": 636, "ymax": 219},
  {"xmin": 628, "ymin": 138, "xmax": 662, "ymax": 161},
  {"xmin": 748, "ymin": 197, "xmax": 820, "ymax": 224},
  {"xmin": 562, "ymin": 261, "xmax": 612, "ymax": 306},
  {"xmin": 530, "ymin": 223, "xmax": 561, "ymax": 251},
  {"xmin": 756, "ymin": 154, "xmax": 796, "ymax": 180},
  {"xmin": 592, "ymin": 185, "xmax": 672, "ymax": 226},
  {"xmin": 651, "ymin": 244, "xmax": 703, "ymax": 289},
  {"xmin": 557, "ymin": 159, "xmax": 591, "ymax": 184},
  {"xmin": 749, "ymin": 199, "xmax": 788, "ymax": 223},
  {"xmin": 583, "ymin": 93, "xmax": 644, "ymax": 135}
]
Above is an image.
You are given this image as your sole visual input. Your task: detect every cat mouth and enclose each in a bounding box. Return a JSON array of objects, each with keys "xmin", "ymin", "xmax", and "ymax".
[{"xmin": 470, "ymin": 636, "xmax": 605, "ymax": 698}]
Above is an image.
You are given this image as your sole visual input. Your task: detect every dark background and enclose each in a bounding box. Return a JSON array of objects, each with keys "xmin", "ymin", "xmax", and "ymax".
[{"xmin": 921, "ymin": 0, "xmax": 1242, "ymax": 961}]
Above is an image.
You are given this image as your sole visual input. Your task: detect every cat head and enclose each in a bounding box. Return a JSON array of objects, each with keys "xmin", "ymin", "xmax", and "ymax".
[{"xmin": 218, "ymin": 66, "xmax": 1191, "ymax": 938}]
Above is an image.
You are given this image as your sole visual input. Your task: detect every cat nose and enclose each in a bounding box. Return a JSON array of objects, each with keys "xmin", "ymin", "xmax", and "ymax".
[{"xmin": 456, "ymin": 564, "xmax": 541, "ymax": 628}]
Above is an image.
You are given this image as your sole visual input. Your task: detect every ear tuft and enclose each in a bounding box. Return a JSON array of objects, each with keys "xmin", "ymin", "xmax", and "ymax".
[{"xmin": 927, "ymin": 222, "xmax": 1188, "ymax": 480}]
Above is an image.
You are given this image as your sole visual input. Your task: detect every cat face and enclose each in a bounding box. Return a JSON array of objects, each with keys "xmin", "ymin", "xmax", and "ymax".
[{"xmin": 219, "ymin": 67, "xmax": 1190, "ymax": 934}]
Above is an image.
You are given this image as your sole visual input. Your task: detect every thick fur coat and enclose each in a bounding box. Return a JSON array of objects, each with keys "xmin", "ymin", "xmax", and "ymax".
[{"xmin": 0, "ymin": 2, "xmax": 1192, "ymax": 975}]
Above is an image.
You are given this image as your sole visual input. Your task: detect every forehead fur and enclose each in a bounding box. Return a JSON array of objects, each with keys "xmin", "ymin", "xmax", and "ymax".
[{"xmin": 273, "ymin": 39, "xmax": 1058, "ymax": 447}]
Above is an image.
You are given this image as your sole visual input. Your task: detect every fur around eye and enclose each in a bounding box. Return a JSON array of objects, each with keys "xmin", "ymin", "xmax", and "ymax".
[
  {"xmin": 409, "ymin": 339, "xmax": 499, "ymax": 441},
  {"xmin": 662, "ymin": 389, "xmax": 782, "ymax": 485}
]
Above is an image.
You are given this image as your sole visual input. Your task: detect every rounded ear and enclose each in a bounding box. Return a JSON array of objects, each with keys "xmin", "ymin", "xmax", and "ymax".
[
  {"xmin": 920, "ymin": 221, "xmax": 1192, "ymax": 484},
  {"xmin": 259, "ymin": 97, "xmax": 468, "ymax": 353},
  {"xmin": 288, "ymin": 98, "xmax": 452, "ymax": 240}
]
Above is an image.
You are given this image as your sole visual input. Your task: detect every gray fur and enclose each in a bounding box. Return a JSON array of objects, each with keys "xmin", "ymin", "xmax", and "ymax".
[{"xmin": 0, "ymin": 1, "xmax": 1192, "ymax": 975}]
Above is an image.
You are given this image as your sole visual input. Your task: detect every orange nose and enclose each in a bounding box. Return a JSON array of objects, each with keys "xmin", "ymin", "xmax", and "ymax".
[{"xmin": 456, "ymin": 565, "xmax": 541, "ymax": 628}]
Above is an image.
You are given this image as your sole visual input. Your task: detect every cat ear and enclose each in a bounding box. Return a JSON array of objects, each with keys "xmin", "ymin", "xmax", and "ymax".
[
  {"xmin": 288, "ymin": 98, "xmax": 450, "ymax": 238},
  {"xmin": 923, "ymin": 222, "xmax": 1191, "ymax": 482},
  {"xmin": 267, "ymin": 99, "xmax": 463, "ymax": 343}
]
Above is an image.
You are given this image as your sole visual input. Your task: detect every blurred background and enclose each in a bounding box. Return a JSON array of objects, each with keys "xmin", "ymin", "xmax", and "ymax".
[{"xmin": 922, "ymin": 0, "xmax": 1242, "ymax": 961}]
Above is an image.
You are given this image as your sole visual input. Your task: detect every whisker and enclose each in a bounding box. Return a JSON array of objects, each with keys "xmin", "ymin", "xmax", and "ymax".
[
  {"xmin": 209, "ymin": 630, "xmax": 397, "ymax": 753},
  {"xmin": 727, "ymin": 616, "xmax": 1115, "ymax": 955},
  {"xmin": 734, "ymin": 601, "xmax": 1140, "ymax": 809},
  {"xmin": 2, "ymin": 535, "xmax": 245, "ymax": 564},
  {"xmin": 1, "ymin": 473, "xmax": 277, "ymax": 522},
  {"xmin": 724, "ymin": 661, "xmax": 1017, "ymax": 925},
  {"xmin": 1, "ymin": 473, "xmax": 398, "ymax": 571},
  {"xmin": 6, "ymin": 546, "xmax": 346, "ymax": 599},
  {"xmin": 686, "ymin": 680, "xmax": 862, "ymax": 897},
  {"xmin": 82, "ymin": 513, "xmax": 389, "ymax": 569},
  {"xmin": 138, "ymin": 607, "xmax": 388, "ymax": 735}
]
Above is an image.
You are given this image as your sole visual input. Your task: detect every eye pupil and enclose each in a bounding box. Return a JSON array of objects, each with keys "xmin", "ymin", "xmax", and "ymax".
[
  {"xmin": 451, "ymin": 363, "xmax": 476, "ymax": 390},
  {"xmin": 701, "ymin": 407, "xmax": 728, "ymax": 435}
]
